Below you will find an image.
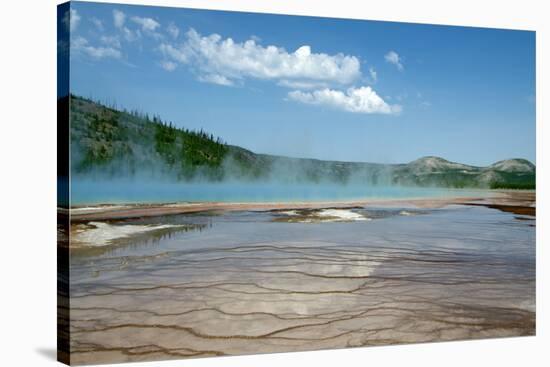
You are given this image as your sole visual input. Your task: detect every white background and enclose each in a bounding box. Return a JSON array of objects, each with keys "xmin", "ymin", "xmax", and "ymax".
[{"xmin": 0, "ymin": 0, "xmax": 547, "ymax": 365}]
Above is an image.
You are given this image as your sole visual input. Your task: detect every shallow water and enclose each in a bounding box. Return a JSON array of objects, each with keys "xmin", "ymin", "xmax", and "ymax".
[
  {"xmin": 68, "ymin": 204, "xmax": 535, "ymax": 364},
  {"xmin": 71, "ymin": 180, "xmax": 487, "ymax": 205}
]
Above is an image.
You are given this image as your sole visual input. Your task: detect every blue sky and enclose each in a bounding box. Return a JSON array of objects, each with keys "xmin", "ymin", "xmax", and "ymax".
[{"xmin": 64, "ymin": 1, "xmax": 535, "ymax": 166}]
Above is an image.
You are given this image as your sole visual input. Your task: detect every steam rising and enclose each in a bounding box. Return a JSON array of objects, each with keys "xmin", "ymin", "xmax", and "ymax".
[{"xmin": 71, "ymin": 148, "xmax": 402, "ymax": 205}]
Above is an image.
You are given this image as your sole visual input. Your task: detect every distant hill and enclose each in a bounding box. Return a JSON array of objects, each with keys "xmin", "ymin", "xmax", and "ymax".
[
  {"xmin": 391, "ymin": 156, "xmax": 535, "ymax": 189},
  {"xmin": 68, "ymin": 95, "xmax": 535, "ymax": 189}
]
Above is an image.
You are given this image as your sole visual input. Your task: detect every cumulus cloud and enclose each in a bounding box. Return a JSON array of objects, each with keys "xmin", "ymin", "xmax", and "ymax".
[
  {"xmin": 62, "ymin": 9, "xmax": 81, "ymax": 32},
  {"xmin": 122, "ymin": 27, "xmax": 140, "ymax": 42},
  {"xmin": 131, "ymin": 16, "xmax": 160, "ymax": 32},
  {"xmin": 277, "ymin": 80, "xmax": 328, "ymax": 90},
  {"xmin": 113, "ymin": 9, "xmax": 126, "ymax": 29},
  {"xmin": 100, "ymin": 35, "xmax": 121, "ymax": 49},
  {"xmin": 158, "ymin": 43, "xmax": 188, "ymax": 63},
  {"xmin": 167, "ymin": 22, "xmax": 180, "ymax": 39},
  {"xmin": 72, "ymin": 36, "xmax": 122, "ymax": 60},
  {"xmin": 159, "ymin": 28, "xmax": 361, "ymax": 86},
  {"xmin": 198, "ymin": 74, "xmax": 234, "ymax": 86},
  {"xmin": 369, "ymin": 67, "xmax": 377, "ymax": 82},
  {"xmin": 90, "ymin": 17, "xmax": 104, "ymax": 31},
  {"xmin": 79, "ymin": 17, "xmax": 401, "ymax": 116},
  {"xmin": 160, "ymin": 60, "xmax": 177, "ymax": 71},
  {"xmin": 385, "ymin": 50, "xmax": 404, "ymax": 71},
  {"xmin": 111, "ymin": 10, "xmax": 140, "ymax": 42},
  {"xmin": 128, "ymin": 16, "xmax": 162, "ymax": 40},
  {"xmin": 288, "ymin": 86, "xmax": 402, "ymax": 115}
]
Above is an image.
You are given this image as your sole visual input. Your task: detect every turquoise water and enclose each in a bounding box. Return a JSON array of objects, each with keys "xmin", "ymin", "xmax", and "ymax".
[{"xmin": 70, "ymin": 179, "xmax": 488, "ymax": 205}]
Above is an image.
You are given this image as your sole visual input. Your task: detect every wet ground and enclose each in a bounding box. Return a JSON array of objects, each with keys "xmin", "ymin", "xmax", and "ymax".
[{"xmin": 67, "ymin": 204, "xmax": 535, "ymax": 364}]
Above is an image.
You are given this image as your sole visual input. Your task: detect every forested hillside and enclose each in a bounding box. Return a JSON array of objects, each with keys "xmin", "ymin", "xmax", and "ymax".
[{"xmin": 68, "ymin": 96, "xmax": 535, "ymax": 189}]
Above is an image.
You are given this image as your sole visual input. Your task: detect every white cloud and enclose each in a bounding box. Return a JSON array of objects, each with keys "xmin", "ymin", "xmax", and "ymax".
[
  {"xmin": 369, "ymin": 67, "xmax": 377, "ymax": 82},
  {"xmin": 158, "ymin": 43, "xmax": 188, "ymax": 63},
  {"xmin": 277, "ymin": 80, "xmax": 327, "ymax": 90},
  {"xmin": 72, "ymin": 36, "xmax": 122, "ymax": 60},
  {"xmin": 122, "ymin": 27, "xmax": 140, "ymax": 42},
  {"xmin": 385, "ymin": 50, "xmax": 404, "ymax": 71},
  {"xmin": 90, "ymin": 17, "xmax": 104, "ymax": 31},
  {"xmin": 160, "ymin": 60, "xmax": 177, "ymax": 71},
  {"xmin": 131, "ymin": 16, "xmax": 160, "ymax": 32},
  {"xmin": 198, "ymin": 74, "xmax": 234, "ymax": 86},
  {"xmin": 100, "ymin": 35, "xmax": 121, "ymax": 49},
  {"xmin": 167, "ymin": 22, "xmax": 180, "ymax": 39},
  {"xmin": 159, "ymin": 28, "xmax": 361, "ymax": 86},
  {"xmin": 113, "ymin": 9, "xmax": 126, "ymax": 29},
  {"xmin": 71, "ymin": 37, "xmax": 87, "ymax": 48},
  {"xmin": 420, "ymin": 101, "xmax": 432, "ymax": 108},
  {"xmin": 154, "ymin": 27, "xmax": 402, "ymax": 116},
  {"xmin": 288, "ymin": 86, "xmax": 402, "ymax": 115},
  {"xmin": 113, "ymin": 9, "xmax": 126, "ymax": 28},
  {"xmin": 112, "ymin": 10, "xmax": 140, "ymax": 42},
  {"xmin": 62, "ymin": 9, "xmax": 81, "ymax": 32}
]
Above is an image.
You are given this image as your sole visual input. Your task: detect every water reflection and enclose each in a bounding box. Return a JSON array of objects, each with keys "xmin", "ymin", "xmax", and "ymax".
[
  {"xmin": 67, "ymin": 205, "xmax": 535, "ymax": 364},
  {"xmin": 72, "ymin": 217, "xmax": 212, "ymax": 258}
]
